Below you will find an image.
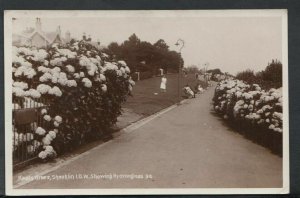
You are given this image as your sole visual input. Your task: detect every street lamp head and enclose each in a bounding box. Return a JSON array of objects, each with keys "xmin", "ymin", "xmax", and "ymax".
[{"xmin": 175, "ymin": 39, "xmax": 185, "ymax": 53}]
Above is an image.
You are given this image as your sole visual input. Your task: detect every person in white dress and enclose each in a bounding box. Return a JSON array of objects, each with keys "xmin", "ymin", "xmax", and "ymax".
[{"xmin": 160, "ymin": 75, "xmax": 167, "ymax": 92}]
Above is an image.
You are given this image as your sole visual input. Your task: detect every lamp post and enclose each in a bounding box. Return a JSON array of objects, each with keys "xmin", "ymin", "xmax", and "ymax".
[
  {"xmin": 203, "ymin": 62, "xmax": 209, "ymax": 85},
  {"xmin": 175, "ymin": 39, "xmax": 185, "ymax": 102}
]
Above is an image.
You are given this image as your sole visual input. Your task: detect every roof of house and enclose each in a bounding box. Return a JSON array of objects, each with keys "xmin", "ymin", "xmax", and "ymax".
[
  {"xmin": 29, "ymin": 31, "xmax": 56, "ymax": 43},
  {"xmin": 45, "ymin": 32, "xmax": 63, "ymax": 43}
]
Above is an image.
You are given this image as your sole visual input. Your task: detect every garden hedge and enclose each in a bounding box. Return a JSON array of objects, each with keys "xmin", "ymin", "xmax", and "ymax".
[
  {"xmin": 213, "ymin": 79, "xmax": 283, "ymax": 156},
  {"xmin": 12, "ymin": 40, "xmax": 135, "ymax": 160}
]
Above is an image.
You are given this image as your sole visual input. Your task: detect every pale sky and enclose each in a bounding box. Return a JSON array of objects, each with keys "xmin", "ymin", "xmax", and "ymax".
[{"xmin": 12, "ymin": 14, "xmax": 283, "ymax": 74}]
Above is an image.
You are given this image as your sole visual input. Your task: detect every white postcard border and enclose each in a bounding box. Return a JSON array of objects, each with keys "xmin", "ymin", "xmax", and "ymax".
[{"xmin": 4, "ymin": 9, "xmax": 289, "ymax": 195}]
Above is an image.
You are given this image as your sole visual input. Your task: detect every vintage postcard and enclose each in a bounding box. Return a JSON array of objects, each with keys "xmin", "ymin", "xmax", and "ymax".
[{"xmin": 4, "ymin": 10, "xmax": 289, "ymax": 195}]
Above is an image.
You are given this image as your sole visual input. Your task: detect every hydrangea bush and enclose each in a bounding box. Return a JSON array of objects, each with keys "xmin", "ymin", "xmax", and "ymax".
[
  {"xmin": 12, "ymin": 40, "xmax": 135, "ymax": 160},
  {"xmin": 213, "ymin": 79, "xmax": 283, "ymax": 154}
]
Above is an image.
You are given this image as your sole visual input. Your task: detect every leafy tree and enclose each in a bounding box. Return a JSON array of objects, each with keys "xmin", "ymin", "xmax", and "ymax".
[
  {"xmin": 262, "ymin": 59, "xmax": 282, "ymax": 85},
  {"xmin": 102, "ymin": 34, "xmax": 183, "ymax": 77},
  {"xmin": 236, "ymin": 59, "xmax": 282, "ymax": 89},
  {"xmin": 207, "ymin": 68, "xmax": 223, "ymax": 75},
  {"xmin": 236, "ymin": 69, "xmax": 257, "ymax": 84},
  {"xmin": 154, "ymin": 39, "xmax": 169, "ymax": 50},
  {"xmin": 184, "ymin": 65, "xmax": 200, "ymax": 74}
]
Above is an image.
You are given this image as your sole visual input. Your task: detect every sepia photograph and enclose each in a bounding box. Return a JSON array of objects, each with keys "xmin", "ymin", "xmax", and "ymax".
[{"xmin": 5, "ymin": 10, "xmax": 289, "ymax": 195}]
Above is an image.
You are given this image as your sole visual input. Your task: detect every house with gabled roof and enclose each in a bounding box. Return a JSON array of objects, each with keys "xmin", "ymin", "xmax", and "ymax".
[{"xmin": 12, "ymin": 18, "xmax": 72, "ymax": 48}]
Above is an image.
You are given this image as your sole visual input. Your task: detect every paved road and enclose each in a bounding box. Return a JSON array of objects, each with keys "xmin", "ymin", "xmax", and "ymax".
[{"xmin": 18, "ymin": 85, "xmax": 282, "ymax": 189}]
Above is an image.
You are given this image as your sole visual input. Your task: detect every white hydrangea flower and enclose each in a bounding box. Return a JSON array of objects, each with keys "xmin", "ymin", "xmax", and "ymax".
[
  {"xmin": 118, "ymin": 60, "xmax": 127, "ymax": 67},
  {"xmin": 39, "ymin": 75, "xmax": 47, "ymax": 82},
  {"xmin": 116, "ymin": 70, "xmax": 122, "ymax": 76},
  {"xmin": 35, "ymin": 127, "xmax": 46, "ymax": 136},
  {"xmin": 13, "ymin": 81, "xmax": 28, "ymax": 90},
  {"xmin": 37, "ymin": 84, "xmax": 51, "ymax": 94},
  {"xmin": 24, "ymin": 90, "xmax": 31, "ymax": 97},
  {"xmin": 54, "ymin": 115, "xmax": 62, "ymax": 123},
  {"xmin": 51, "ymin": 67, "xmax": 61, "ymax": 74},
  {"xmin": 73, "ymin": 73, "xmax": 80, "ymax": 79},
  {"xmin": 42, "ymin": 136, "xmax": 52, "ymax": 146},
  {"xmin": 49, "ymin": 57, "xmax": 66, "ymax": 67},
  {"xmin": 24, "ymin": 68, "xmax": 36, "ymax": 79},
  {"xmin": 125, "ymin": 66, "xmax": 130, "ymax": 73},
  {"xmin": 104, "ymin": 62, "xmax": 118, "ymax": 70},
  {"xmin": 48, "ymin": 131, "xmax": 56, "ymax": 139},
  {"xmin": 67, "ymin": 80, "xmax": 77, "ymax": 87},
  {"xmin": 39, "ymin": 72, "xmax": 52, "ymax": 82},
  {"xmin": 88, "ymin": 69, "xmax": 95, "ymax": 76},
  {"xmin": 54, "ymin": 121, "xmax": 60, "ymax": 127},
  {"xmin": 273, "ymin": 112, "xmax": 283, "ymax": 120},
  {"xmin": 44, "ymin": 145, "xmax": 54, "ymax": 153},
  {"xmin": 129, "ymin": 79, "xmax": 135, "ymax": 86},
  {"xmin": 99, "ymin": 74, "xmax": 106, "ymax": 81},
  {"xmin": 82, "ymin": 78, "xmax": 92, "ymax": 88},
  {"xmin": 43, "ymin": 115, "xmax": 51, "ymax": 122},
  {"xmin": 101, "ymin": 84, "xmax": 107, "ymax": 92},
  {"xmin": 38, "ymin": 151, "xmax": 47, "ymax": 159},
  {"xmin": 31, "ymin": 49, "xmax": 48, "ymax": 61},
  {"xmin": 41, "ymin": 108, "xmax": 47, "ymax": 115},
  {"xmin": 12, "ymin": 87, "xmax": 26, "ymax": 97},
  {"xmin": 66, "ymin": 65, "xmax": 75, "ymax": 73},
  {"xmin": 17, "ymin": 47, "xmax": 34, "ymax": 56},
  {"xmin": 102, "ymin": 53, "xmax": 109, "ymax": 58},
  {"xmin": 120, "ymin": 67, "xmax": 126, "ymax": 74},
  {"xmin": 29, "ymin": 89, "xmax": 41, "ymax": 98},
  {"xmin": 14, "ymin": 67, "xmax": 24, "ymax": 77},
  {"xmin": 269, "ymin": 124, "xmax": 275, "ymax": 130},
  {"xmin": 79, "ymin": 56, "xmax": 90, "ymax": 67},
  {"xmin": 80, "ymin": 72, "xmax": 85, "ymax": 78},
  {"xmin": 58, "ymin": 77, "xmax": 67, "ymax": 86},
  {"xmin": 38, "ymin": 66, "xmax": 50, "ymax": 73},
  {"xmin": 128, "ymin": 85, "xmax": 133, "ymax": 92},
  {"xmin": 90, "ymin": 57, "xmax": 100, "ymax": 66},
  {"xmin": 44, "ymin": 60, "xmax": 49, "ymax": 66},
  {"xmin": 48, "ymin": 86, "xmax": 62, "ymax": 97},
  {"xmin": 248, "ymin": 104, "xmax": 254, "ymax": 110},
  {"xmin": 59, "ymin": 72, "xmax": 67, "ymax": 79},
  {"xmin": 58, "ymin": 48, "xmax": 77, "ymax": 58},
  {"xmin": 262, "ymin": 105, "xmax": 272, "ymax": 111},
  {"xmin": 96, "ymin": 55, "xmax": 101, "ymax": 61},
  {"xmin": 274, "ymin": 128, "xmax": 282, "ymax": 133}
]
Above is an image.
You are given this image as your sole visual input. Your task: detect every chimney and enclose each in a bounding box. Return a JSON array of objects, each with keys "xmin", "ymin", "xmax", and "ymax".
[
  {"xmin": 35, "ymin": 18, "xmax": 42, "ymax": 32},
  {"xmin": 88, "ymin": 35, "xmax": 92, "ymax": 41},
  {"xmin": 65, "ymin": 31, "xmax": 71, "ymax": 43},
  {"xmin": 56, "ymin": 26, "xmax": 61, "ymax": 37}
]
